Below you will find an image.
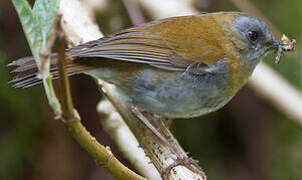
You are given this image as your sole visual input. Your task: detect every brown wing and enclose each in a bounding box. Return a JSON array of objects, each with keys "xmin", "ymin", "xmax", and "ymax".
[
  {"xmin": 66, "ymin": 26, "xmax": 186, "ymax": 71},
  {"xmin": 67, "ymin": 14, "xmax": 229, "ymax": 69}
]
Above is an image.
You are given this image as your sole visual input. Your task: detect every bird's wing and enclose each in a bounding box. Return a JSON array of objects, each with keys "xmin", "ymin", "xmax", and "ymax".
[
  {"xmin": 67, "ymin": 15, "xmax": 226, "ymax": 72},
  {"xmin": 67, "ymin": 27, "xmax": 184, "ymax": 71}
]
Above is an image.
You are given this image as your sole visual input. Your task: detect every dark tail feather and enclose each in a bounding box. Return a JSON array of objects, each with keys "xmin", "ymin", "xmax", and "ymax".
[
  {"xmin": 8, "ymin": 56, "xmax": 41, "ymax": 88},
  {"xmin": 8, "ymin": 54, "xmax": 93, "ymax": 88}
]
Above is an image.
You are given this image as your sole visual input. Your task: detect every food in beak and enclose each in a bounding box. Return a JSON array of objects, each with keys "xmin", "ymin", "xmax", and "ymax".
[{"xmin": 275, "ymin": 34, "xmax": 296, "ymax": 64}]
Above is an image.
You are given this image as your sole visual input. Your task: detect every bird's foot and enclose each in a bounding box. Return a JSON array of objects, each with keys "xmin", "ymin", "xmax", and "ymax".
[
  {"xmin": 131, "ymin": 104, "xmax": 206, "ymax": 179},
  {"xmin": 162, "ymin": 154, "xmax": 207, "ymax": 180}
]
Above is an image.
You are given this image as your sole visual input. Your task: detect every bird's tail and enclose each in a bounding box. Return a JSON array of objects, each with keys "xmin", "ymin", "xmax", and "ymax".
[{"xmin": 8, "ymin": 54, "xmax": 95, "ymax": 88}]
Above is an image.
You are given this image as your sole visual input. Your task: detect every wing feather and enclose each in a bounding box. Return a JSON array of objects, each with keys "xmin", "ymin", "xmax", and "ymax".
[
  {"xmin": 66, "ymin": 27, "xmax": 184, "ymax": 70},
  {"xmin": 65, "ymin": 16, "xmax": 226, "ymax": 71}
]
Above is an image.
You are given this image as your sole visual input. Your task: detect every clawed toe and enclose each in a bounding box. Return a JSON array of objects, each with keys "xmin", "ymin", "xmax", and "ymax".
[{"xmin": 161, "ymin": 156, "xmax": 206, "ymax": 179}]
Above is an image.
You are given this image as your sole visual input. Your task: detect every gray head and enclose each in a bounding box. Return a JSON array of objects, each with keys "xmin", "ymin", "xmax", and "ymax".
[{"xmin": 233, "ymin": 15, "xmax": 280, "ymax": 67}]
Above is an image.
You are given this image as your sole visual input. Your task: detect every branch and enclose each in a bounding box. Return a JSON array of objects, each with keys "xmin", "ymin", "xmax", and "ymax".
[
  {"xmin": 51, "ymin": 13, "xmax": 145, "ymax": 180},
  {"xmin": 97, "ymin": 81, "xmax": 205, "ymax": 180},
  {"xmin": 121, "ymin": 0, "xmax": 145, "ymax": 25},
  {"xmin": 98, "ymin": 98, "xmax": 161, "ymax": 179}
]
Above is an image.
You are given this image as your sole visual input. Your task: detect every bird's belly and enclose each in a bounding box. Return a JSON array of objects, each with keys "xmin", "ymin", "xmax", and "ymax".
[
  {"xmin": 87, "ymin": 66, "xmax": 230, "ymax": 119},
  {"xmin": 125, "ymin": 69, "xmax": 230, "ymax": 118}
]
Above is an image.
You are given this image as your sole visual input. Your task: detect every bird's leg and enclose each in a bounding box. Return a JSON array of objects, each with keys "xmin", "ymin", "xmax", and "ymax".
[
  {"xmin": 131, "ymin": 105, "xmax": 176, "ymax": 151},
  {"xmin": 131, "ymin": 105, "xmax": 206, "ymax": 179},
  {"xmin": 163, "ymin": 118, "xmax": 173, "ymax": 129}
]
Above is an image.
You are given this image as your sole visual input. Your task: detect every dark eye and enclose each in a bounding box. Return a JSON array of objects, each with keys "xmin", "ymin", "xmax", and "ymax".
[{"xmin": 247, "ymin": 31, "xmax": 258, "ymax": 41}]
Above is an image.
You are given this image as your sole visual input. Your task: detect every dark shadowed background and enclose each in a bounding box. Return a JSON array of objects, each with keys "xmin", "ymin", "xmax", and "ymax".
[{"xmin": 1, "ymin": 0, "xmax": 302, "ymax": 179}]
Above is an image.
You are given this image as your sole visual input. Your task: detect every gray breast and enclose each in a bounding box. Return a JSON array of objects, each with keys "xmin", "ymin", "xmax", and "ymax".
[{"xmin": 127, "ymin": 60, "xmax": 231, "ymax": 118}]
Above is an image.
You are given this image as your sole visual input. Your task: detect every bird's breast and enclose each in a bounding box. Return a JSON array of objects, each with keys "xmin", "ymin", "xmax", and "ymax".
[{"xmin": 124, "ymin": 65, "xmax": 231, "ymax": 118}]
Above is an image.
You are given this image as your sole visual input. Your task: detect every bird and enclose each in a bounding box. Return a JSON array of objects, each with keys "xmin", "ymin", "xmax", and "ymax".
[
  {"xmin": 9, "ymin": 11, "xmax": 290, "ymax": 118},
  {"xmin": 9, "ymin": 11, "xmax": 294, "ymax": 176}
]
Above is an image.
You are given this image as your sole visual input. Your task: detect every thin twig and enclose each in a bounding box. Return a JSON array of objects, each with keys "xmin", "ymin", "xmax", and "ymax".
[
  {"xmin": 121, "ymin": 0, "xmax": 145, "ymax": 25},
  {"xmin": 50, "ymin": 13, "xmax": 145, "ymax": 180},
  {"xmin": 55, "ymin": 28, "xmax": 75, "ymax": 120},
  {"xmin": 97, "ymin": 99, "xmax": 161, "ymax": 179}
]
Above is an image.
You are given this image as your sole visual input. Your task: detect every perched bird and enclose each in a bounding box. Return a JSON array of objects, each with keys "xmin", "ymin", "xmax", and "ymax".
[
  {"xmin": 9, "ymin": 11, "xmax": 294, "ymax": 176},
  {"xmin": 10, "ymin": 12, "xmax": 291, "ymax": 119}
]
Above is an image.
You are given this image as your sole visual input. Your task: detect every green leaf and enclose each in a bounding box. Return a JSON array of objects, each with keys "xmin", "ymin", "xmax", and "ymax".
[
  {"xmin": 33, "ymin": 0, "xmax": 60, "ymax": 43},
  {"xmin": 32, "ymin": 0, "xmax": 61, "ymax": 114},
  {"xmin": 12, "ymin": 0, "xmax": 61, "ymax": 114},
  {"xmin": 11, "ymin": 0, "xmax": 43, "ymax": 67}
]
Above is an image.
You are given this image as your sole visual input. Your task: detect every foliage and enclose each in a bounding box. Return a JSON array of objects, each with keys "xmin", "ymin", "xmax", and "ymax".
[{"xmin": 12, "ymin": 0, "xmax": 61, "ymax": 114}]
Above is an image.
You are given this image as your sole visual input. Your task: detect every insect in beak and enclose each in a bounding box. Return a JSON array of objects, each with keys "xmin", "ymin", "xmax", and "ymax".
[{"xmin": 268, "ymin": 34, "xmax": 296, "ymax": 64}]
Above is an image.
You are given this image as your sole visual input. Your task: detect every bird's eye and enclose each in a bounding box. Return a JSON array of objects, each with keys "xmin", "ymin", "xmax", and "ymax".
[{"xmin": 247, "ymin": 31, "xmax": 258, "ymax": 42}]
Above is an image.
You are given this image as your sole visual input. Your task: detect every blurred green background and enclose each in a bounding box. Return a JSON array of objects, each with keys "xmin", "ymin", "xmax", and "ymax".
[{"xmin": 1, "ymin": 0, "xmax": 302, "ymax": 179}]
